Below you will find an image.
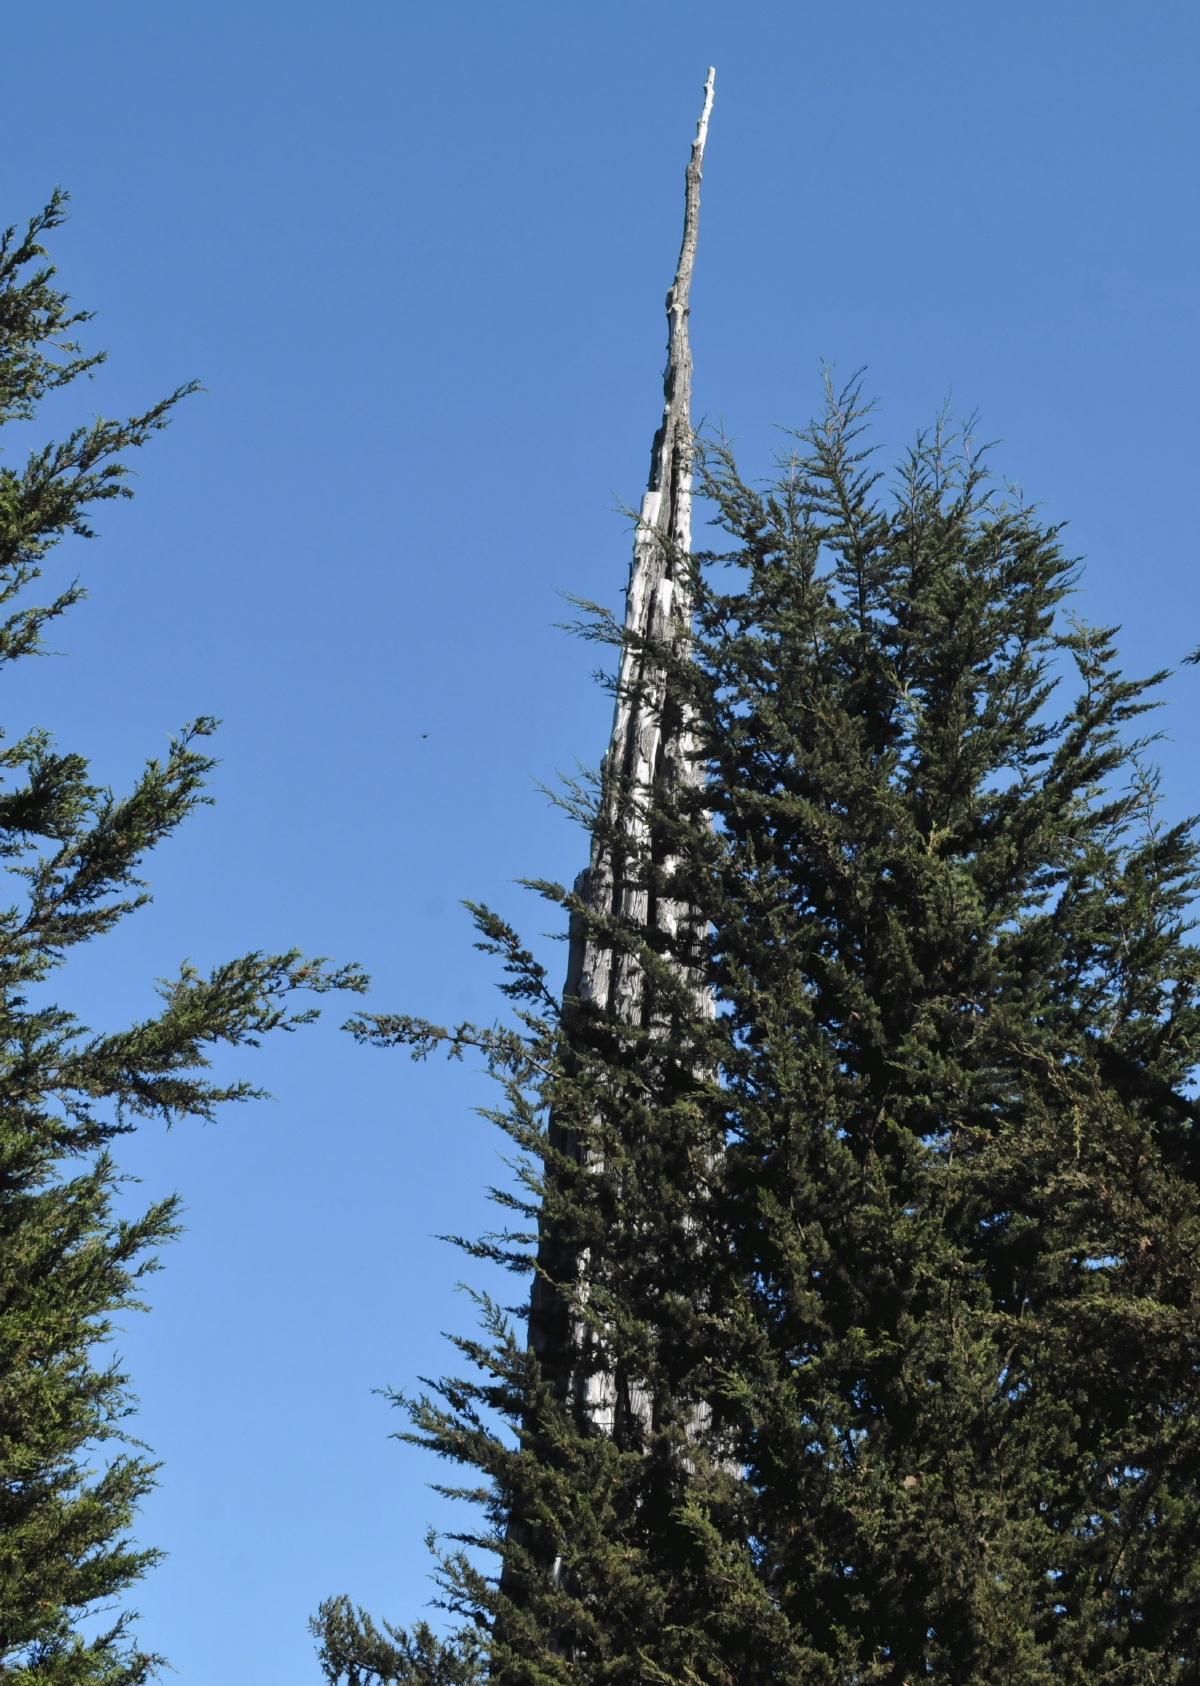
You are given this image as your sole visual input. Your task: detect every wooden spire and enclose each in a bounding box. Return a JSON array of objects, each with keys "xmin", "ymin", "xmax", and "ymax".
[
  {"xmin": 503, "ymin": 80, "xmax": 719, "ymax": 1622},
  {"xmin": 567, "ymin": 66, "xmax": 716, "ymax": 1031},
  {"xmin": 534, "ymin": 71, "xmax": 717, "ymax": 1451}
]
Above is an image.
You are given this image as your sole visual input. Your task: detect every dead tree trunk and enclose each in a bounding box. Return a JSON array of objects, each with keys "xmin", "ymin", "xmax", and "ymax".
[
  {"xmin": 529, "ymin": 68, "xmax": 716, "ymax": 1441},
  {"xmin": 572, "ymin": 65, "xmax": 714, "ymax": 1036}
]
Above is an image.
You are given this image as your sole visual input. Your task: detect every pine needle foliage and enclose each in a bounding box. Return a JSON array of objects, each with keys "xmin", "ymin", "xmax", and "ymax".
[
  {"xmin": 0, "ymin": 194, "xmax": 366, "ymax": 1685},
  {"xmin": 317, "ymin": 379, "xmax": 1200, "ymax": 1686}
]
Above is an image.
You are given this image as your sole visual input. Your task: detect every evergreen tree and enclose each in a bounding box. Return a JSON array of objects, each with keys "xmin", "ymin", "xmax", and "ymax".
[
  {"xmin": 316, "ymin": 380, "xmax": 1200, "ymax": 1686},
  {"xmin": 0, "ymin": 193, "xmax": 365, "ymax": 1685},
  {"xmin": 680, "ymin": 386, "xmax": 1200, "ymax": 1685}
]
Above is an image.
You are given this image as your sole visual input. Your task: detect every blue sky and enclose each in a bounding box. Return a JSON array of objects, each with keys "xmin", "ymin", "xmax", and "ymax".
[{"xmin": 3, "ymin": 2, "xmax": 1200, "ymax": 1679}]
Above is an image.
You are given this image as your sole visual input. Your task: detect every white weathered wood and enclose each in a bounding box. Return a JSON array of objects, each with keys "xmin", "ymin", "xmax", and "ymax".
[
  {"xmin": 556, "ymin": 70, "xmax": 717, "ymax": 1443},
  {"xmin": 575, "ymin": 66, "xmax": 716, "ymax": 1041},
  {"xmin": 504, "ymin": 95, "xmax": 722, "ymax": 1636}
]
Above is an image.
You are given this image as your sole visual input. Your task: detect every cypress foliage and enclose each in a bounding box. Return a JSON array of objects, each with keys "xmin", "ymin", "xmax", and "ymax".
[
  {"xmin": 317, "ymin": 381, "xmax": 1200, "ymax": 1685},
  {"xmin": 682, "ymin": 384, "xmax": 1200, "ymax": 1684},
  {"xmin": 0, "ymin": 195, "xmax": 365, "ymax": 1684}
]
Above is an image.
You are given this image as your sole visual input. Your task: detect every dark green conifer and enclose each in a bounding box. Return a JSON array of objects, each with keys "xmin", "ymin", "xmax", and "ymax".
[
  {"xmin": 674, "ymin": 385, "xmax": 1200, "ymax": 1684},
  {"xmin": 0, "ymin": 193, "xmax": 365, "ymax": 1684},
  {"xmin": 317, "ymin": 376, "xmax": 1200, "ymax": 1686}
]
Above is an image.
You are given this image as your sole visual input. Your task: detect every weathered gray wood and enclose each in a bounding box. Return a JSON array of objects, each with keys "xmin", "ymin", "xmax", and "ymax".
[
  {"xmin": 554, "ymin": 70, "xmax": 716, "ymax": 1444},
  {"xmin": 498, "ymin": 84, "xmax": 721, "ymax": 1634},
  {"xmin": 573, "ymin": 65, "xmax": 715, "ymax": 1039}
]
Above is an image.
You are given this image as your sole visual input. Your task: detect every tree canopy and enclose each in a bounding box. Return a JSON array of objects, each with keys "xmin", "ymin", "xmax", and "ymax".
[{"xmin": 316, "ymin": 382, "xmax": 1200, "ymax": 1686}]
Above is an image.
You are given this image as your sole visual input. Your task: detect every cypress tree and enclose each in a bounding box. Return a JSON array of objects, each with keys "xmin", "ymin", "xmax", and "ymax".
[
  {"xmin": 0, "ymin": 193, "xmax": 365, "ymax": 1684},
  {"xmin": 317, "ymin": 380, "xmax": 1200, "ymax": 1684},
  {"xmin": 314, "ymin": 147, "xmax": 1200, "ymax": 1686},
  {"xmin": 686, "ymin": 390, "xmax": 1200, "ymax": 1684}
]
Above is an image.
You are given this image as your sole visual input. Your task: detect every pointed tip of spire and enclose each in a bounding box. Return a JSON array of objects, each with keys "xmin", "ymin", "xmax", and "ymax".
[{"xmin": 696, "ymin": 68, "xmax": 716, "ymax": 158}]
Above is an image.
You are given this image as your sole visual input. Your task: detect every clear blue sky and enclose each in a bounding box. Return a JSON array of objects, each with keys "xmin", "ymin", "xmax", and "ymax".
[{"xmin": 3, "ymin": 2, "xmax": 1199, "ymax": 1679}]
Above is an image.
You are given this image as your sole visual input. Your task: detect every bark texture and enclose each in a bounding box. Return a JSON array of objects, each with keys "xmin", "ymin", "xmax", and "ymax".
[{"xmin": 529, "ymin": 69, "xmax": 716, "ymax": 1440}]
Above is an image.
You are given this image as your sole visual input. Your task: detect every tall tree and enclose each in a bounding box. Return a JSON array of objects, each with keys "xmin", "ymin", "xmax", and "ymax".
[
  {"xmin": 678, "ymin": 390, "xmax": 1200, "ymax": 1684},
  {"xmin": 0, "ymin": 193, "xmax": 365, "ymax": 1685},
  {"xmin": 316, "ymin": 121, "xmax": 1200, "ymax": 1686}
]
